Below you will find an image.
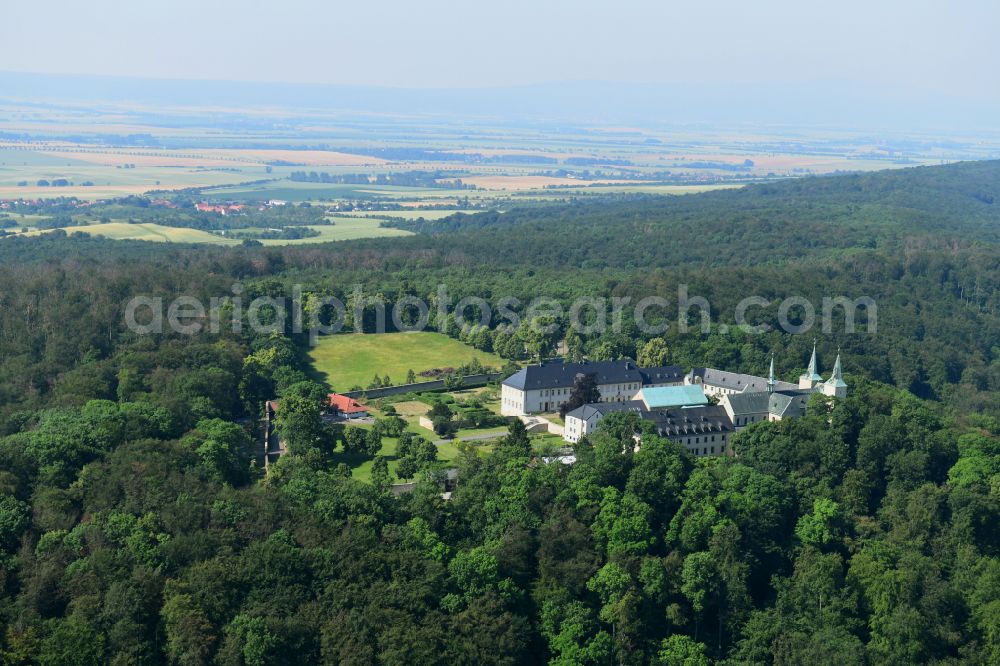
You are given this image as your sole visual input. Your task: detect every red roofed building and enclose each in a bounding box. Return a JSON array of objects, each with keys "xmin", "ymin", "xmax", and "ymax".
[
  {"xmin": 328, "ymin": 393, "xmax": 370, "ymax": 418},
  {"xmin": 195, "ymin": 202, "xmax": 245, "ymax": 215}
]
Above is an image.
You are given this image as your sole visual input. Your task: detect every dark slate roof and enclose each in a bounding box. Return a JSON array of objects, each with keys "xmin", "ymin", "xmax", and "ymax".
[
  {"xmin": 503, "ymin": 359, "xmax": 642, "ymax": 390},
  {"xmin": 638, "ymin": 365, "xmax": 685, "ymax": 384},
  {"xmin": 688, "ymin": 367, "xmax": 797, "ymax": 393},
  {"xmin": 769, "ymin": 390, "xmax": 811, "ymax": 418},
  {"xmin": 565, "ymin": 402, "xmax": 734, "ymax": 441},
  {"xmin": 564, "ymin": 400, "xmax": 647, "ymax": 421},
  {"xmin": 503, "ymin": 360, "xmax": 683, "ymax": 391},
  {"xmin": 726, "ymin": 388, "xmax": 813, "ymax": 417},
  {"xmin": 724, "ymin": 391, "xmax": 772, "ymax": 415},
  {"xmin": 645, "ymin": 405, "xmax": 734, "ymax": 437}
]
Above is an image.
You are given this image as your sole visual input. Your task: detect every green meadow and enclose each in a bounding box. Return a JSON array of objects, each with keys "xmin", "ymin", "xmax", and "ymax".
[{"xmin": 308, "ymin": 332, "xmax": 505, "ymax": 392}]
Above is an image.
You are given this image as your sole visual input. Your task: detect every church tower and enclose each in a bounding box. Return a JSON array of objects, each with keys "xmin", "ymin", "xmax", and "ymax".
[
  {"xmin": 768, "ymin": 355, "xmax": 775, "ymax": 393},
  {"xmin": 822, "ymin": 352, "xmax": 848, "ymax": 398},
  {"xmin": 799, "ymin": 342, "xmax": 823, "ymax": 389}
]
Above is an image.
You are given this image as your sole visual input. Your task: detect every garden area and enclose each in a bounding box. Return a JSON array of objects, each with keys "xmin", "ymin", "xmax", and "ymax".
[{"xmin": 324, "ymin": 386, "xmax": 567, "ymax": 482}]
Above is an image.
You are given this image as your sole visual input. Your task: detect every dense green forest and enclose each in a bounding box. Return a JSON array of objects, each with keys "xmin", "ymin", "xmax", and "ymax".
[{"xmin": 0, "ymin": 160, "xmax": 999, "ymax": 664}]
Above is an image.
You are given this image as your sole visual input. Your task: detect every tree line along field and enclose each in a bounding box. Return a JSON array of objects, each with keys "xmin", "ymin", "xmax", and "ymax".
[
  {"xmin": 8, "ymin": 217, "xmax": 413, "ymax": 245},
  {"xmin": 17, "ymin": 222, "xmax": 240, "ymax": 244},
  {"xmin": 308, "ymin": 332, "xmax": 506, "ymax": 391}
]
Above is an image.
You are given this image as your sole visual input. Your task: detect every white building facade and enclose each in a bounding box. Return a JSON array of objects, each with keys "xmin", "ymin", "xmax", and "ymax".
[
  {"xmin": 560, "ymin": 347, "xmax": 849, "ymax": 452},
  {"xmin": 501, "ymin": 360, "xmax": 683, "ymax": 416},
  {"xmin": 564, "ymin": 401, "xmax": 735, "ymax": 457}
]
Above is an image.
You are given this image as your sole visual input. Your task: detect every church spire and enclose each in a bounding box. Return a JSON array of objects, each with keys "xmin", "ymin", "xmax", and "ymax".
[
  {"xmin": 827, "ymin": 352, "xmax": 846, "ymax": 388},
  {"xmin": 799, "ymin": 340, "xmax": 824, "ymax": 390},
  {"xmin": 822, "ymin": 349, "xmax": 848, "ymax": 398},
  {"xmin": 806, "ymin": 340, "xmax": 822, "ymax": 381},
  {"xmin": 768, "ymin": 354, "xmax": 775, "ymax": 393}
]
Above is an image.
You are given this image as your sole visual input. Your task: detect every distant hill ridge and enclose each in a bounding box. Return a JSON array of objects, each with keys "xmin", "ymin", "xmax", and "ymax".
[{"xmin": 380, "ymin": 160, "xmax": 1000, "ymax": 269}]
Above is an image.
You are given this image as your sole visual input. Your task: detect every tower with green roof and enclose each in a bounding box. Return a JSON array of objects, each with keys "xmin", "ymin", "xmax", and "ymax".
[
  {"xmin": 798, "ymin": 341, "xmax": 823, "ymax": 389},
  {"xmin": 822, "ymin": 352, "xmax": 848, "ymax": 398}
]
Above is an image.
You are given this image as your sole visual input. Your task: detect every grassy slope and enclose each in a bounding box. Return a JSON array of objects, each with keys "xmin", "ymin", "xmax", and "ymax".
[{"xmin": 308, "ymin": 332, "xmax": 505, "ymax": 392}]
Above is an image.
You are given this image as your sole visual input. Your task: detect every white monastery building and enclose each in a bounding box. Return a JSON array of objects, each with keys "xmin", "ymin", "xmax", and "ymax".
[{"xmin": 505, "ymin": 344, "xmax": 848, "ymax": 457}]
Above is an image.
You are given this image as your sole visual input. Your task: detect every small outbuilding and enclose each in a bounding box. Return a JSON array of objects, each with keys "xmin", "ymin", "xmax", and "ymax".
[{"xmin": 328, "ymin": 393, "xmax": 370, "ymax": 418}]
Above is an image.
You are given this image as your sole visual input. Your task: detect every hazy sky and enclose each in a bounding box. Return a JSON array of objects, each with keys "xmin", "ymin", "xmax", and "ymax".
[{"xmin": 4, "ymin": 0, "xmax": 997, "ymax": 98}]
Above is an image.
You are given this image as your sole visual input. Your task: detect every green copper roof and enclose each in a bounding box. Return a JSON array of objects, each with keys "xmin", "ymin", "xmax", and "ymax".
[
  {"xmin": 826, "ymin": 354, "xmax": 847, "ymax": 388},
  {"xmin": 805, "ymin": 343, "xmax": 822, "ymax": 381},
  {"xmin": 637, "ymin": 385, "xmax": 708, "ymax": 408}
]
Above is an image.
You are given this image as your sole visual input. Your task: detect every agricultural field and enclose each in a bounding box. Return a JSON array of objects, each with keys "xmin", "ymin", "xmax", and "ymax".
[
  {"xmin": 18, "ymin": 222, "xmax": 241, "ymax": 244},
  {"xmin": 0, "ymin": 213, "xmax": 49, "ymax": 230},
  {"xmin": 457, "ymin": 175, "xmax": 645, "ymax": 190},
  {"xmin": 201, "ymin": 180, "xmax": 494, "ymax": 204},
  {"xmin": 543, "ymin": 183, "xmax": 743, "ymax": 196},
  {"xmin": 308, "ymin": 332, "xmax": 506, "ymax": 392},
  {"xmin": 200, "ymin": 181, "xmax": 405, "ymax": 202},
  {"xmin": 7, "ymin": 217, "xmax": 412, "ymax": 246},
  {"xmin": 336, "ymin": 209, "xmax": 481, "ymax": 220},
  {"xmin": 0, "ymin": 146, "xmax": 270, "ymax": 199},
  {"xmin": 199, "ymin": 180, "xmax": 751, "ymax": 210},
  {"xmin": 0, "ymin": 100, "xmax": 979, "ymax": 211},
  {"xmin": 260, "ymin": 219, "xmax": 412, "ymax": 244}
]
